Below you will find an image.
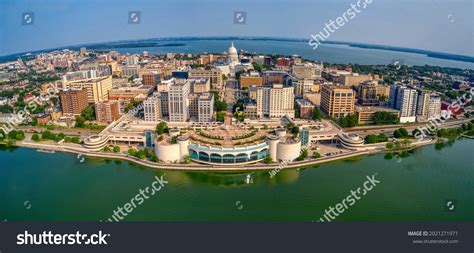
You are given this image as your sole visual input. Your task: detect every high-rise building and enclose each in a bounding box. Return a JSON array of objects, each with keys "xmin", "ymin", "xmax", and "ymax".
[
  {"xmin": 358, "ymin": 82, "xmax": 391, "ymax": 106},
  {"xmin": 63, "ymin": 76, "xmax": 113, "ymax": 103},
  {"xmin": 427, "ymin": 95, "xmax": 441, "ymax": 120},
  {"xmin": 338, "ymin": 73, "xmax": 372, "ymax": 86},
  {"xmin": 240, "ymin": 75, "xmax": 263, "ymax": 88},
  {"xmin": 389, "ymin": 85, "xmax": 418, "ymax": 122},
  {"xmin": 295, "ymin": 99, "xmax": 315, "ymax": 119},
  {"xmin": 121, "ymin": 65, "xmax": 139, "ymax": 78},
  {"xmin": 262, "ymin": 70, "xmax": 288, "ymax": 85},
  {"xmin": 256, "ymin": 84, "xmax": 295, "ymax": 118},
  {"xmin": 197, "ymin": 93, "xmax": 214, "ymax": 122},
  {"xmin": 143, "ymin": 92, "xmax": 162, "ymax": 122},
  {"xmin": 199, "ymin": 54, "xmax": 216, "ymax": 65},
  {"xmin": 191, "ymin": 78, "xmax": 211, "ymax": 94},
  {"xmin": 291, "ymin": 62, "xmax": 323, "ymax": 79},
  {"xmin": 168, "ymin": 81, "xmax": 190, "ymax": 122},
  {"xmin": 142, "ymin": 73, "xmax": 161, "ymax": 86},
  {"xmin": 277, "ymin": 57, "xmax": 291, "ymax": 67},
  {"xmin": 125, "ymin": 55, "xmax": 139, "ymax": 66},
  {"xmin": 293, "ymin": 79, "xmax": 314, "ymax": 96},
  {"xmin": 416, "ymin": 90, "xmax": 431, "ymax": 121},
  {"xmin": 59, "ymin": 88, "xmax": 89, "ymax": 115},
  {"xmin": 320, "ymin": 85, "xmax": 356, "ymax": 118},
  {"xmin": 95, "ymin": 100, "xmax": 121, "ymax": 124},
  {"xmin": 188, "ymin": 69, "xmax": 223, "ymax": 89}
]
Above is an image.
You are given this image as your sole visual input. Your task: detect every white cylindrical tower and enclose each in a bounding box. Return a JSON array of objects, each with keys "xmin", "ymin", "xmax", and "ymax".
[
  {"xmin": 276, "ymin": 128, "xmax": 287, "ymax": 137},
  {"xmin": 266, "ymin": 135, "xmax": 280, "ymax": 162},
  {"xmin": 277, "ymin": 137, "xmax": 302, "ymax": 161},
  {"xmin": 177, "ymin": 135, "xmax": 189, "ymax": 159},
  {"xmin": 154, "ymin": 138, "xmax": 180, "ymax": 163},
  {"xmin": 169, "ymin": 128, "xmax": 180, "ymax": 137}
]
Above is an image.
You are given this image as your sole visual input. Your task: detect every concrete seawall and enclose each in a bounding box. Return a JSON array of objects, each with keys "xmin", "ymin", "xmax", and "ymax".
[{"xmin": 14, "ymin": 138, "xmax": 438, "ymax": 172}]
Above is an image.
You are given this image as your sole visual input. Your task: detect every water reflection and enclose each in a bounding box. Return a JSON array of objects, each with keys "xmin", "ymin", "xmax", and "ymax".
[
  {"xmin": 435, "ymin": 140, "xmax": 456, "ymax": 151},
  {"xmin": 0, "ymin": 144, "xmax": 18, "ymax": 152},
  {"xmin": 182, "ymin": 169, "xmax": 301, "ymax": 187}
]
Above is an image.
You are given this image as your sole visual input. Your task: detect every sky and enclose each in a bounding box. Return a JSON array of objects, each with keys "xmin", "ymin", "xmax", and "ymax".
[{"xmin": 0, "ymin": 0, "xmax": 473, "ymax": 57}]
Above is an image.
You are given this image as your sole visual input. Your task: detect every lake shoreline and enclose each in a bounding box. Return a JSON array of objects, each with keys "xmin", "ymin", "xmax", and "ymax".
[{"xmin": 3, "ymin": 137, "xmax": 440, "ymax": 172}]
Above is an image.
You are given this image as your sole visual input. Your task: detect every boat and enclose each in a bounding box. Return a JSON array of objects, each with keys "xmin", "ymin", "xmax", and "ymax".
[{"xmin": 36, "ymin": 149, "xmax": 56, "ymax": 154}]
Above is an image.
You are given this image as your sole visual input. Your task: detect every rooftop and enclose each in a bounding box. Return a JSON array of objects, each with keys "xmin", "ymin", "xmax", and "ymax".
[{"xmin": 356, "ymin": 106, "xmax": 400, "ymax": 113}]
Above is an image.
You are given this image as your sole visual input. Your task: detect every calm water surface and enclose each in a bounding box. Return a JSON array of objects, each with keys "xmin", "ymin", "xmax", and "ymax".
[
  {"xmin": 0, "ymin": 139, "xmax": 472, "ymax": 221},
  {"xmin": 105, "ymin": 39, "xmax": 474, "ymax": 69}
]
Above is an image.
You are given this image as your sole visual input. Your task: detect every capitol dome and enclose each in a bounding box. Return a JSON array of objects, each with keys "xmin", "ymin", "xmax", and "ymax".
[{"xmin": 227, "ymin": 42, "xmax": 239, "ymax": 65}]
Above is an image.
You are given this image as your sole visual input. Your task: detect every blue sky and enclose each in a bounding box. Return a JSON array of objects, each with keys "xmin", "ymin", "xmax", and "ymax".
[{"xmin": 0, "ymin": 0, "xmax": 473, "ymax": 56}]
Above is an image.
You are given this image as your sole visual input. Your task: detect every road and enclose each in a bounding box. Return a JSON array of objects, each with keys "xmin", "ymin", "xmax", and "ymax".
[{"xmin": 350, "ymin": 118, "xmax": 471, "ymax": 137}]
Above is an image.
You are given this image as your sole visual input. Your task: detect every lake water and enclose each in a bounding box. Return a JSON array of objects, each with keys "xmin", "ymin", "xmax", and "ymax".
[
  {"xmin": 104, "ymin": 39, "xmax": 474, "ymax": 69},
  {"xmin": 0, "ymin": 139, "xmax": 472, "ymax": 221}
]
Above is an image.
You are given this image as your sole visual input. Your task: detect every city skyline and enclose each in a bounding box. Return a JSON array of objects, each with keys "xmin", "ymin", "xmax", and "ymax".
[{"xmin": 1, "ymin": 0, "xmax": 473, "ymax": 57}]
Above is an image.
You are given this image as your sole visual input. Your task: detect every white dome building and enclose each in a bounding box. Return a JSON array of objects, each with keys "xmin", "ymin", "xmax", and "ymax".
[{"xmin": 227, "ymin": 42, "xmax": 239, "ymax": 66}]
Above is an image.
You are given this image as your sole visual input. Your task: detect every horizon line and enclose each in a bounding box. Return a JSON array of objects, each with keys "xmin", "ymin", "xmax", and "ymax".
[{"xmin": 1, "ymin": 35, "xmax": 473, "ymax": 62}]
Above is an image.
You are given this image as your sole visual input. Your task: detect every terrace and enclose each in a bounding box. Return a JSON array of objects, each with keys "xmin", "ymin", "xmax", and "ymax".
[{"xmin": 188, "ymin": 126, "xmax": 269, "ymax": 148}]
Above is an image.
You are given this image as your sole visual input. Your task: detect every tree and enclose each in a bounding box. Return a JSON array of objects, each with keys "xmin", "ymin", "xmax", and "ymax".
[
  {"xmin": 15, "ymin": 133, "xmax": 25, "ymax": 141},
  {"xmin": 171, "ymin": 136, "xmax": 177, "ymax": 144},
  {"xmin": 75, "ymin": 116, "xmax": 86, "ymax": 128},
  {"xmin": 295, "ymin": 108, "xmax": 300, "ymax": 118},
  {"xmin": 373, "ymin": 111, "xmax": 398, "ymax": 125},
  {"xmin": 399, "ymin": 128, "xmax": 408, "ymax": 137},
  {"xmin": 412, "ymin": 128, "xmax": 421, "ymax": 136},
  {"xmin": 183, "ymin": 155, "xmax": 192, "ymax": 164},
  {"xmin": 103, "ymin": 146, "xmax": 111, "ymax": 152},
  {"xmin": 340, "ymin": 114, "xmax": 358, "ymax": 128},
  {"xmin": 80, "ymin": 106, "xmax": 96, "ymax": 121},
  {"xmin": 296, "ymin": 149, "xmax": 308, "ymax": 161},
  {"xmin": 286, "ymin": 122, "xmax": 299, "ymax": 135},
  {"xmin": 156, "ymin": 122, "xmax": 169, "ymax": 135},
  {"xmin": 313, "ymin": 152, "xmax": 321, "ymax": 158},
  {"xmin": 32, "ymin": 133, "xmax": 40, "ymax": 142},
  {"xmin": 385, "ymin": 142, "xmax": 394, "ymax": 149},
  {"xmin": 377, "ymin": 133, "xmax": 388, "ymax": 142},
  {"xmin": 149, "ymin": 152, "xmax": 158, "ymax": 162},
  {"xmin": 263, "ymin": 155, "xmax": 273, "ymax": 164},
  {"xmin": 312, "ymin": 107, "xmax": 323, "ymax": 121},
  {"xmin": 113, "ymin": 146, "xmax": 120, "ymax": 153},
  {"xmin": 71, "ymin": 137, "xmax": 81, "ymax": 144},
  {"xmin": 232, "ymin": 100, "xmax": 244, "ymax": 113},
  {"xmin": 136, "ymin": 150, "xmax": 147, "ymax": 159},
  {"xmin": 364, "ymin": 134, "xmax": 379, "ymax": 144},
  {"xmin": 216, "ymin": 111, "xmax": 226, "ymax": 122},
  {"xmin": 214, "ymin": 100, "xmax": 227, "ymax": 112},
  {"xmin": 393, "ymin": 129, "xmax": 402, "ymax": 138},
  {"xmin": 401, "ymin": 139, "xmax": 411, "ymax": 147},
  {"xmin": 128, "ymin": 148, "xmax": 137, "ymax": 156},
  {"xmin": 234, "ymin": 111, "xmax": 246, "ymax": 122}
]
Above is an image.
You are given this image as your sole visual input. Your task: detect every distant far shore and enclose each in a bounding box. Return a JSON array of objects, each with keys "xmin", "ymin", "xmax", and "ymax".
[{"xmin": 1, "ymin": 36, "xmax": 473, "ymax": 64}]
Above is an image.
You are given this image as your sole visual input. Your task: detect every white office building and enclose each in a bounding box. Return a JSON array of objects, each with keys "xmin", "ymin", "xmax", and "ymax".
[
  {"xmin": 143, "ymin": 92, "xmax": 162, "ymax": 122},
  {"xmin": 168, "ymin": 81, "xmax": 190, "ymax": 122},
  {"xmin": 257, "ymin": 84, "xmax": 295, "ymax": 119}
]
